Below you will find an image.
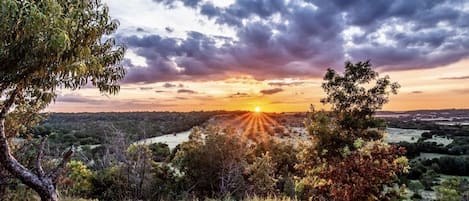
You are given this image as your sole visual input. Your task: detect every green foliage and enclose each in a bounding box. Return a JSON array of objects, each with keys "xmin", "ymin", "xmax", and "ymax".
[
  {"xmin": 251, "ymin": 138, "xmax": 298, "ymax": 178},
  {"xmin": 1, "ymin": 1, "xmax": 124, "ymax": 199},
  {"xmin": 420, "ymin": 170, "xmax": 438, "ymax": 190},
  {"xmin": 60, "ymin": 160, "xmax": 93, "ymax": 197},
  {"xmin": 89, "ymin": 166, "xmax": 129, "ymax": 201},
  {"xmin": 321, "ymin": 61, "xmax": 400, "ymax": 116},
  {"xmin": 315, "ymin": 61, "xmax": 400, "ymax": 151},
  {"xmin": 435, "ymin": 177, "xmax": 466, "ymax": 201},
  {"xmin": 250, "ymin": 139, "xmax": 299, "ymax": 197},
  {"xmin": 88, "ymin": 144, "xmax": 158, "ymax": 200},
  {"xmin": 246, "ymin": 153, "xmax": 277, "ymax": 196},
  {"xmin": 173, "ymin": 127, "xmax": 248, "ymax": 198},
  {"xmin": 125, "ymin": 144, "xmax": 155, "ymax": 199},
  {"xmin": 1, "ymin": 0, "xmax": 125, "ymax": 101},
  {"xmin": 151, "ymin": 163, "xmax": 189, "ymax": 200},
  {"xmin": 297, "ymin": 61, "xmax": 407, "ymax": 201},
  {"xmin": 0, "ymin": 183, "xmax": 39, "ymax": 201},
  {"xmin": 407, "ymin": 180, "xmax": 424, "ymax": 193},
  {"xmin": 149, "ymin": 143, "xmax": 171, "ymax": 162}
]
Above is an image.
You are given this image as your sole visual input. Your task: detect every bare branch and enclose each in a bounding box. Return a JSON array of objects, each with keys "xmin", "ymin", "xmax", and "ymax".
[
  {"xmin": 36, "ymin": 137, "xmax": 47, "ymax": 177},
  {"xmin": 47, "ymin": 145, "xmax": 74, "ymax": 184}
]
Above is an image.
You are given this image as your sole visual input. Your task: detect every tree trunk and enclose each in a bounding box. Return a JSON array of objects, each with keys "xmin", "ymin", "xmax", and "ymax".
[
  {"xmin": 38, "ymin": 179, "xmax": 59, "ymax": 201},
  {"xmin": 0, "ymin": 166, "xmax": 9, "ymax": 200},
  {"xmin": 0, "ymin": 118, "xmax": 59, "ymax": 201}
]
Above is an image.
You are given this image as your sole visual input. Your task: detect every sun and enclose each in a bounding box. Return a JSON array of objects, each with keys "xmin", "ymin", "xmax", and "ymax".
[{"xmin": 254, "ymin": 106, "xmax": 261, "ymax": 113}]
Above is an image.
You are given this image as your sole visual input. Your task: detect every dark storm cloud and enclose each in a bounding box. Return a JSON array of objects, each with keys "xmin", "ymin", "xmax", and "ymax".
[
  {"xmin": 260, "ymin": 88, "xmax": 283, "ymax": 95},
  {"xmin": 122, "ymin": 0, "xmax": 469, "ymax": 83},
  {"xmin": 177, "ymin": 89, "xmax": 197, "ymax": 94}
]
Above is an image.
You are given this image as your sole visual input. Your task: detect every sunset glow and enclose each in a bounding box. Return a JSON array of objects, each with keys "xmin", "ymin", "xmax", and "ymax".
[
  {"xmin": 44, "ymin": 0, "xmax": 469, "ymax": 113},
  {"xmin": 255, "ymin": 106, "xmax": 261, "ymax": 113}
]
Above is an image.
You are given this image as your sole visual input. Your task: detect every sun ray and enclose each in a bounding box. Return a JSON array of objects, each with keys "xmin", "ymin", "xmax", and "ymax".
[
  {"xmin": 258, "ymin": 114, "xmax": 267, "ymax": 140},
  {"xmin": 228, "ymin": 112, "xmax": 250, "ymax": 125},
  {"xmin": 239, "ymin": 114, "xmax": 253, "ymax": 129},
  {"xmin": 243, "ymin": 114, "xmax": 256, "ymax": 138},
  {"xmin": 263, "ymin": 113, "xmax": 281, "ymax": 127}
]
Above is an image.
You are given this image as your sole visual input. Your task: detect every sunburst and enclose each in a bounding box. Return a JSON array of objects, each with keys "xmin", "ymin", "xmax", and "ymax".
[{"xmin": 254, "ymin": 106, "xmax": 261, "ymax": 113}]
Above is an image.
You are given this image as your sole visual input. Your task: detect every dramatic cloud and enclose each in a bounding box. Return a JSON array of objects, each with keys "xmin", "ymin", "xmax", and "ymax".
[
  {"xmin": 260, "ymin": 88, "xmax": 283, "ymax": 95},
  {"xmin": 120, "ymin": 0, "xmax": 469, "ymax": 83},
  {"xmin": 177, "ymin": 89, "xmax": 197, "ymax": 94}
]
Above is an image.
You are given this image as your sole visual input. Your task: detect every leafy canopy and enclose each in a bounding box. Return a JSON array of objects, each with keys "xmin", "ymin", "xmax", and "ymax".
[
  {"xmin": 307, "ymin": 61, "xmax": 401, "ymax": 153},
  {"xmin": 297, "ymin": 61, "xmax": 407, "ymax": 200},
  {"xmin": 0, "ymin": 0, "xmax": 125, "ymax": 109}
]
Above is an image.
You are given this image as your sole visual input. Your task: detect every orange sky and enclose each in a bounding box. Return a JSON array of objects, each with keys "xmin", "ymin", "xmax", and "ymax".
[{"xmin": 46, "ymin": 59, "xmax": 469, "ymax": 113}]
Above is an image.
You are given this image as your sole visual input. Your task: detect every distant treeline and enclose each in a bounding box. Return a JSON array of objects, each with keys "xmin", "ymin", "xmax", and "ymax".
[{"xmin": 34, "ymin": 111, "xmax": 229, "ymax": 147}]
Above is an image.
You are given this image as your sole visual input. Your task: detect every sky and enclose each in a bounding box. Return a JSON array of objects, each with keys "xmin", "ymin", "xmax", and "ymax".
[{"xmin": 47, "ymin": 0, "xmax": 469, "ymax": 112}]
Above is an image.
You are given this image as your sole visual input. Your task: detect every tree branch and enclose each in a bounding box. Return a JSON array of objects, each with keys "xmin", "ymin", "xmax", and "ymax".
[
  {"xmin": 36, "ymin": 137, "xmax": 47, "ymax": 177},
  {"xmin": 47, "ymin": 145, "xmax": 74, "ymax": 184},
  {"xmin": 0, "ymin": 87, "xmax": 19, "ymax": 118},
  {"xmin": 0, "ymin": 119, "xmax": 45, "ymax": 192}
]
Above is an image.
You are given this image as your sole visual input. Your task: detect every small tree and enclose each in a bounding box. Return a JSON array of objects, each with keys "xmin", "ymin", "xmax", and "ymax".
[
  {"xmin": 172, "ymin": 127, "xmax": 248, "ymax": 198},
  {"xmin": 246, "ymin": 152, "xmax": 277, "ymax": 196},
  {"xmin": 0, "ymin": 1, "xmax": 125, "ymax": 200},
  {"xmin": 297, "ymin": 61, "xmax": 408, "ymax": 200}
]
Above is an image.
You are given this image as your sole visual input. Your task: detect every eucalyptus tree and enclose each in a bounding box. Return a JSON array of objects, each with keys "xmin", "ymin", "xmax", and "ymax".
[{"xmin": 0, "ymin": 1, "xmax": 125, "ymax": 200}]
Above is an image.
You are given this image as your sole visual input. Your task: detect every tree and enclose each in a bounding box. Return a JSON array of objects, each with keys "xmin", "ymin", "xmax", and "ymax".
[
  {"xmin": 245, "ymin": 152, "xmax": 277, "ymax": 196},
  {"xmin": 297, "ymin": 61, "xmax": 408, "ymax": 200},
  {"xmin": 314, "ymin": 61, "xmax": 400, "ymax": 154},
  {"xmin": 172, "ymin": 127, "xmax": 248, "ymax": 198},
  {"xmin": 0, "ymin": 1, "xmax": 125, "ymax": 200},
  {"xmin": 125, "ymin": 144, "xmax": 154, "ymax": 199}
]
